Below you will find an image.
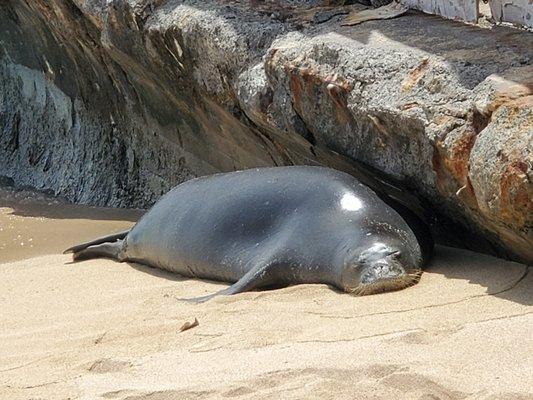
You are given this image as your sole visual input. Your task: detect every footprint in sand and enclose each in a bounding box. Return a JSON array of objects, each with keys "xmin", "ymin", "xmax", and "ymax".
[
  {"xmin": 222, "ymin": 386, "xmax": 255, "ymax": 397},
  {"xmin": 85, "ymin": 358, "xmax": 133, "ymax": 374},
  {"xmin": 385, "ymin": 327, "xmax": 461, "ymax": 345},
  {"xmin": 380, "ymin": 372, "xmax": 467, "ymax": 399}
]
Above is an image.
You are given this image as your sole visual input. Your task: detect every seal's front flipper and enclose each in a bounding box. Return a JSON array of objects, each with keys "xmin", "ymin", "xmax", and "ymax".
[
  {"xmin": 176, "ymin": 288, "xmax": 232, "ymax": 304},
  {"xmin": 177, "ymin": 263, "xmax": 274, "ymax": 304}
]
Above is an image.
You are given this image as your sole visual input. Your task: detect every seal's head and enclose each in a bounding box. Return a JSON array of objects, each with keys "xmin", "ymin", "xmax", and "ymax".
[{"xmin": 341, "ymin": 242, "xmax": 422, "ymax": 295}]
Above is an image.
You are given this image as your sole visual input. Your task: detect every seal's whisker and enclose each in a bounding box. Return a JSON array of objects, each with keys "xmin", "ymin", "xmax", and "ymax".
[{"xmin": 348, "ymin": 268, "xmax": 424, "ymax": 296}]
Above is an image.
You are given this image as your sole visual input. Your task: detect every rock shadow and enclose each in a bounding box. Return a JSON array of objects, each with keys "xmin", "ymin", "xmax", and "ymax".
[{"xmin": 426, "ymin": 245, "xmax": 532, "ymax": 306}]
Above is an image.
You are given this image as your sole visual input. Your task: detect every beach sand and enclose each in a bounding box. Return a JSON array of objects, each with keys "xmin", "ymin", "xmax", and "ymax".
[{"xmin": 1, "ymin": 188, "xmax": 531, "ymax": 400}]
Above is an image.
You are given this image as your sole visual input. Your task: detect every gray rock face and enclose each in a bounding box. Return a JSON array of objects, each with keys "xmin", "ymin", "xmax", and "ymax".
[{"xmin": 0, "ymin": 0, "xmax": 531, "ymax": 262}]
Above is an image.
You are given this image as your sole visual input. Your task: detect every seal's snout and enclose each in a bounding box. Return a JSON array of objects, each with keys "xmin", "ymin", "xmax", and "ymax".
[
  {"xmin": 345, "ymin": 245, "xmax": 422, "ymax": 296},
  {"xmin": 360, "ymin": 261, "xmax": 405, "ymax": 284},
  {"xmin": 351, "ymin": 258, "xmax": 421, "ymax": 296}
]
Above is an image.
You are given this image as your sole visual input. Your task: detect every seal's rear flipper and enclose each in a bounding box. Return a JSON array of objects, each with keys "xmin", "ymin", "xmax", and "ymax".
[
  {"xmin": 72, "ymin": 240, "xmax": 124, "ymax": 261},
  {"xmin": 64, "ymin": 230, "xmax": 130, "ymax": 254}
]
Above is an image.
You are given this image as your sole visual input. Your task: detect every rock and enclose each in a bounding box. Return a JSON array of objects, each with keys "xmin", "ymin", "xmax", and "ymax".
[
  {"xmin": 469, "ymin": 94, "xmax": 532, "ymax": 260},
  {"xmin": 0, "ymin": 0, "xmax": 531, "ymax": 262}
]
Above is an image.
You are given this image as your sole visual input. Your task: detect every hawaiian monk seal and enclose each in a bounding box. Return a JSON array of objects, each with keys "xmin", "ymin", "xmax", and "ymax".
[{"xmin": 65, "ymin": 166, "xmax": 433, "ymax": 302}]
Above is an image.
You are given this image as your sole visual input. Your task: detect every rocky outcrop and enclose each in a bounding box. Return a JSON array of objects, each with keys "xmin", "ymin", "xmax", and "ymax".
[{"xmin": 0, "ymin": 0, "xmax": 531, "ymax": 262}]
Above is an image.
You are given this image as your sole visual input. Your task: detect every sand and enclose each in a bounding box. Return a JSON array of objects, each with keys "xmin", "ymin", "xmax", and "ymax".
[
  {"xmin": 0, "ymin": 186, "xmax": 142, "ymax": 263},
  {"xmin": 0, "ymin": 189, "xmax": 532, "ymax": 400}
]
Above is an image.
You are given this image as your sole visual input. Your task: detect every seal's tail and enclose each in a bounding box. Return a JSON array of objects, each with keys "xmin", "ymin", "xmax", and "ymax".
[
  {"xmin": 63, "ymin": 230, "xmax": 129, "ymax": 261},
  {"xmin": 70, "ymin": 240, "xmax": 124, "ymax": 261}
]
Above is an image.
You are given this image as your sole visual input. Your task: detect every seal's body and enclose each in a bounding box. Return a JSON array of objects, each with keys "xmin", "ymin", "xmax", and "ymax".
[{"xmin": 66, "ymin": 166, "xmax": 433, "ymax": 301}]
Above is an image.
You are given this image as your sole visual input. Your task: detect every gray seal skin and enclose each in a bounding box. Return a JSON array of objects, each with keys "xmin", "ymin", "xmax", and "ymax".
[{"xmin": 65, "ymin": 166, "xmax": 433, "ymax": 302}]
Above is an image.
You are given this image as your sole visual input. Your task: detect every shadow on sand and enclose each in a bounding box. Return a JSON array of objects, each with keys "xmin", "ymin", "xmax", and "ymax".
[
  {"xmin": 426, "ymin": 245, "xmax": 532, "ymax": 306},
  {"xmin": 0, "ymin": 186, "xmax": 143, "ymax": 222},
  {"xmin": 72, "ymin": 245, "xmax": 531, "ymax": 307}
]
